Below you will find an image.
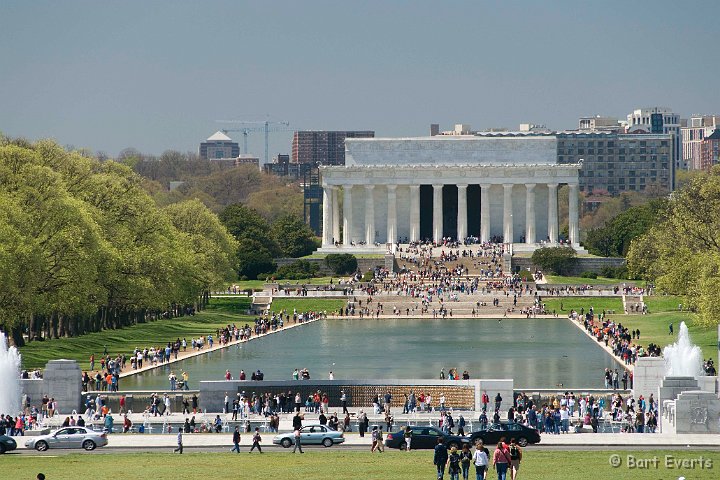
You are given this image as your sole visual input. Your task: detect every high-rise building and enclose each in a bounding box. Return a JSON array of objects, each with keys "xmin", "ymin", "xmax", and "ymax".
[
  {"xmin": 292, "ymin": 130, "xmax": 374, "ymax": 166},
  {"xmin": 199, "ymin": 131, "xmax": 240, "ymax": 160},
  {"xmin": 626, "ymin": 107, "xmax": 683, "ymax": 170},
  {"xmin": 681, "ymin": 115, "xmax": 720, "ymax": 170},
  {"xmin": 700, "ymin": 129, "xmax": 720, "ymax": 170},
  {"xmin": 557, "ymin": 131, "xmax": 674, "ymax": 195}
]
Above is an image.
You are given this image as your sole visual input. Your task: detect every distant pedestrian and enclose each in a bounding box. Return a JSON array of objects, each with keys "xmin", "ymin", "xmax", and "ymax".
[
  {"xmin": 292, "ymin": 427, "xmax": 303, "ymax": 453},
  {"xmin": 249, "ymin": 427, "xmax": 262, "ymax": 453},
  {"xmin": 173, "ymin": 431, "xmax": 183, "ymax": 454},
  {"xmin": 231, "ymin": 426, "xmax": 241, "ymax": 453},
  {"xmin": 434, "ymin": 437, "xmax": 448, "ymax": 480}
]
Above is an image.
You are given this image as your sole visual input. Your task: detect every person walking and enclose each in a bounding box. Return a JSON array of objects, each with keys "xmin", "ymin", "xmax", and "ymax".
[
  {"xmin": 376, "ymin": 427, "xmax": 384, "ymax": 453},
  {"xmin": 249, "ymin": 427, "xmax": 262, "ymax": 453},
  {"xmin": 473, "ymin": 441, "xmax": 489, "ymax": 480},
  {"xmin": 340, "ymin": 390, "xmax": 349, "ymax": 414},
  {"xmin": 173, "ymin": 430, "xmax": 183, "ymax": 454},
  {"xmin": 492, "ymin": 441, "xmax": 511, "ymax": 480},
  {"xmin": 447, "ymin": 446, "xmax": 461, "ymax": 480},
  {"xmin": 230, "ymin": 426, "xmax": 241, "ymax": 453},
  {"xmin": 403, "ymin": 425, "xmax": 413, "ymax": 451},
  {"xmin": 459, "ymin": 444, "xmax": 472, "ymax": 480},
  {"xmin": 508, "ymin": 438, "xmax": 522, "ymax": 480},
  {"xmin": 434, "ymin": 437, "xmax": 449, "ymax": 480},
  {"xmin": 370, "ymin": 426, "xmax": 379, "ymax": 453},
  {"xmin": 292, "ymin": 427, "xmax": 303, "ymax": 453}
]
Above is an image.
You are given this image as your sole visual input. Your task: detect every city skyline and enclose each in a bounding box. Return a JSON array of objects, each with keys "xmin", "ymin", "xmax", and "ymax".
[{"xmin": 1, "ymin": 0, "xmax": 719, "ymax": 158}]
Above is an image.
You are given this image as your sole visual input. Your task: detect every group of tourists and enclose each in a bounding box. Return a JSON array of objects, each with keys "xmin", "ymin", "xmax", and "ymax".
[{"xmin": 434, "ymin": 438, "xmax": 522, "ymax": 480}]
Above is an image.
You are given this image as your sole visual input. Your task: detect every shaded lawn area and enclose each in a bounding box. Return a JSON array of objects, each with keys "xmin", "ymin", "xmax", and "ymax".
[
  {"xmin": 269, "ymin": 298, "xmax": 346, "ymax": 314},
  {"xmin": 18, "ymin": 297, "xmax": 253, "ymax": 371},
  {"xmin": 544, "ymin": 275, "xmax": 635, "ymax": 286},
  {"xmin": 613, "ymin": 311, "xmax": 717, "ymax": 365},
  {"xmin": 542, "ymin": 296, "xmax": 624, "ymax": 314},
  {"xmin": 229, "ymin": 276, "xmax": 339, "ymax": 290},
  {"xmin": 3, "ymin": 450, "xmax": 719, "ymax": 480}
]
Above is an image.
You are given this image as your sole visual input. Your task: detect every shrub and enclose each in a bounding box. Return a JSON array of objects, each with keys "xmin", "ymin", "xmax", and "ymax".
[
  {"xmin": 361, "ymin": 270, "xmax": 375, "ymax": 282},
  {"xmin": 580, "ymin": 271, "xmax": 598, "ymax": 279},
  {"xmin": 274, "ymin": 260, "xmax": 320, "ymax": 280},
  {"xmin": 600, "ymin": 265, "xmax": 629, "ymax": 279},
  {"xmin": 530, "ymin": 246, "xmax": 577, "ymax": 275},
  {"xmin": 325, "ymin": 253, "xmax": 358, "ymax": 275}
]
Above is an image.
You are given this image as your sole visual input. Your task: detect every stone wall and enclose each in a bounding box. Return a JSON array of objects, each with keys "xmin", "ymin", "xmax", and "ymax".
[
  {"xmin": 273, "ymin": 257, "xmax": 385, "ymax": 276},
  {"xmin": 200, "ymin": 379, "xmax": 513, "ymax": 412},
  {"xmin": 512, "ymin": 256, "xmax": 626, "ymax": 276},
  {"xmin": 19, "ymin": 359, "xmax": 83, "ymax": 414}
]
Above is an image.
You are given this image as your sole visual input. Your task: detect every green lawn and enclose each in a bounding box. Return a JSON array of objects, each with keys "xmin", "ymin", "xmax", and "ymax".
[
  {"xmin": 229, "ymin": 276, "xmax": 339, "ymax": 290},
  {"xmin": 614, "ymin": 311, "xmax": 717, "ymax": 364},
  {"xmin": 300, "ymin": 253, "xmax": 384, "ymax": 259},
  {"xmin": 4, "ymin": 450, "xmax": 719, "ymax": 480},
  {"xmin": 542, "ymin": 296, "xmax": 624, "ymax": 314},
  {"xmin": 18, "ymin": 297, "xmax": 253, "ymax": 371},
  {"xmin": 643, "ymin": 295, "xmax": 685, "ymax": 313},
  {"xmin": 544, "ymin": 275, "xmax": 635, "ymax": 285},
  {"xmin": 269, "ymin": 298, "xmax": 346, "ymax": 314}
]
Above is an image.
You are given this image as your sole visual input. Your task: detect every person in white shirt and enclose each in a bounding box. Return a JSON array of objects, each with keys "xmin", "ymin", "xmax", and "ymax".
[
  {"xmin": 328, "ymin": 371, "xmax": 334, "ymax": 380},
  {"xmin": 559, "ymin": 405, "xmax": 570, "ymax": 433},
  {"xmin": 473, "ymin": 440, "xmax": 489, "ymax": 478}
]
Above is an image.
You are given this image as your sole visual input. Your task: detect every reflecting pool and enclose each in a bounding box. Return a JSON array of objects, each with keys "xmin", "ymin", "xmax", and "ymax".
[{"xmin": 121, "ymin": 318, "xmax": 619, "ymax": 390}]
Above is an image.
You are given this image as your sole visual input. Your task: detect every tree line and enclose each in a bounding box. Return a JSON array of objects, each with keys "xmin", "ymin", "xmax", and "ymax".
[{"xmin": 0, "ymin": 137, "xmax": 237, "ymax": 346}]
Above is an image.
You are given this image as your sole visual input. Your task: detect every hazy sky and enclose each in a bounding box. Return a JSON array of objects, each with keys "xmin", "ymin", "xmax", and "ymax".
[{"xmin": 2, "ymin": 1, "xmax": 718, "ymax": 159}]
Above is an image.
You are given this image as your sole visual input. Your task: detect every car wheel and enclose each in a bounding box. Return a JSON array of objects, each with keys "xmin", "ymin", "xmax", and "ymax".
[
  {"xmin": 447, "ymin": 441, "xmax": 460, "ymax": 450},
  {"xmin": 397, "ymin": 441, "xmax": 407, "ymax": 450},
  {"xmin": 280, "ymin": 438, "xmax": 292, "ymax": 448},
  {"xmin": 35, "ymin": 441, "xmax": 48, "ymax": 452},
  {"xmin": 322, "ymin": 438, "xmax": 333, "ymax": 448},
  {"xmin": 82, "ymin": 440, "xmax": 96, "ymax": 451},
  {"xmin": 517, "ymin": 437, "xmax": 528, "ymax": 447}
]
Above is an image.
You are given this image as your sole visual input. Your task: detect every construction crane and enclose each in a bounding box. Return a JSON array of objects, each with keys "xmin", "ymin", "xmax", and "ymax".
[{"xmin": 216, "ymin": 119, "xmax": 291, "ymax": 165}]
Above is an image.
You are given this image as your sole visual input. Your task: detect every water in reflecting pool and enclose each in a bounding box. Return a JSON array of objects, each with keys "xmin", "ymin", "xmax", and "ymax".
[{"xmin": 121, "ymin": 318, "xmax": 619, "ymax": 390}]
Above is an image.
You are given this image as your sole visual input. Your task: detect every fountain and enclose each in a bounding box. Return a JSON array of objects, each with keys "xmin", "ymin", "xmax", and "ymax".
[
  {"xmin": 663, "ymin": 322, "xmax": 703, "ymax": 377},
  {"xmin": 0, "ymin": 331, "xmax": 22, "ymax": 415}
]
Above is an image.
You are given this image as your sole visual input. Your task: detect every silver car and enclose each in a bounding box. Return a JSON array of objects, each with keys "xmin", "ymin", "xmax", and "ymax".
[
  {"xmin": 273, "ymin": 424, "xmax": 345, "ymax": 448},
  {"xmin": 25, "ymin": 427, "xmax": 109, "ymax": 451}
]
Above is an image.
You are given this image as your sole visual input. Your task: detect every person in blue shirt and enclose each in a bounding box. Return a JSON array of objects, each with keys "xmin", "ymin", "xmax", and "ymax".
[{"xmin": 434, "ymin": 437, "xmax": 449, "ymax": 479}]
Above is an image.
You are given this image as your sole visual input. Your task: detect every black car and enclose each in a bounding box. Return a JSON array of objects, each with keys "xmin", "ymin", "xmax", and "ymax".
[
  {"xmin": 0, "ymin": 434, "xmax": 17, "ymax": 454},
  {"xmin": 469, "ymin": 422, "xmax": 541, "ymax": 447},
  {"xmin": 385, "ymin": 426, "xmax": 470, "ymax": 450}
]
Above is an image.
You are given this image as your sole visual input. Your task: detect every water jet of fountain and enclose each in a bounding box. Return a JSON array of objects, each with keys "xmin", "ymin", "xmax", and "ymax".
[
  {"xmin": 663, "ymin": 321, "xmax": 703, "ymax": 377},
  {"xmin": 0, "ymin": 331, "xmax": 22, "ymax": 415}
]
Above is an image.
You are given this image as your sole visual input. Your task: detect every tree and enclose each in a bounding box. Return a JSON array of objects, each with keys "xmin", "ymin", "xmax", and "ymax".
[
  {"xmin": 271, "ymin": 213, "xmax": 319, "ymax": 258},
  {"xmin": 531, "ymin": 246, "xmax": 577, "ymax": 275},
  {"xmin": 325, "ymin": 254, "xmax": 358, "ymax": 275}
]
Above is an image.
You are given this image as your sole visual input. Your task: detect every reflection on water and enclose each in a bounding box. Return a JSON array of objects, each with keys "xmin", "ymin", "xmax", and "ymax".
[{"xmin": 121, "ymin": 318, "xmax": 618, "ymax": 390}]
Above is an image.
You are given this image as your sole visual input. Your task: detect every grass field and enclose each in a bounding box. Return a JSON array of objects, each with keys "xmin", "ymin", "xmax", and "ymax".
[
  {"xmin": 18, "ymin": 297, "xmax": 253, "ymax": 371},
  {"xmin": 269, "ymin": 298, "xmax": 346, "ymax": 314},
  {"xmin": 4, "ymin": 450, "xmax": 718, "ymax": 480},
  {"xmin": 300, "ymin": 253, "xmax": 385, "ymax": 259},
  {"xmin": 542, "ymin": 296, "xmax": 624, "ymax": 314},
  {"xmin": 229, "ymin": 276, "xmax": 339, "ymax": 290},
  {"xmin": 544, "ymin": 275, "xmax": 636, "ymax": 285},
  {"xmin": 643, "ymin": 295, "xmax": 685, "ymax": 313},
  {"xmin": 614, "ymin": 311, "xmax": 717, "ymax": 364}
]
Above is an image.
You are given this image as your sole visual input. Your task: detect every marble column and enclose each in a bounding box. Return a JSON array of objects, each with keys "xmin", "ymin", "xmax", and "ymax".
[
  {"xmin": 432, "ymin": 184, "xmax": 443, "ymax": 243},
  {"xmin": 503, "ymin": 184, "xmax": 513, "ymax": 244},
  {"xmin": 525, "ymin": 183, "xmax": 536, "ymax": 244},
  {"xmin": 457, "ymin": 184, "xmax": 467, "ymax": 242},
  {"xmin": 343, "ymin": 185, "xmax": 353, "ymax": 246},
  {"xmin": 364, "ymin": 185, "xmax": 375, "ymax": 245},
  {"xmin": 386, "ymin": 185, "xmax": 397, "ymax": 248},
  {"xmin": 322, "ymin": 186, "xmax": 332, "ymax": 246},
  {"xmin": 331, "ymin": 186, "xmax": 340, "ymax": 244},
  {"xmin": 547, "ymin": 183, "xmax": 558, "ymax": 243},
  {"xmin": 480, "ymin": 184, "xmax": 490, "ymax": 243},
  {"xmin": 409, "ymin": 185, "xmax": 420, "ymax": 242},
  {"xmin": 568, "ymin": 182, "xmax": 579, "ymax": 246}
]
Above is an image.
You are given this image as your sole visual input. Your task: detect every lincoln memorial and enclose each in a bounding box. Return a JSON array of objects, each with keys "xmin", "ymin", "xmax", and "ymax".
[{"xmin": 318, "ymin": 134, "xmax": 582, "ymax": 253}]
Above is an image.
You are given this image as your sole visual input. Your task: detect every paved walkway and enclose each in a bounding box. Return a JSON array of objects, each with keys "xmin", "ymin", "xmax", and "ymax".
[
  {"xmin": 566, "ymin": 315, "xmax": 632, "ymax": 372},
  {"xmin": 119, "ymin": 317, "xmax": 320, "ymax": 379}
]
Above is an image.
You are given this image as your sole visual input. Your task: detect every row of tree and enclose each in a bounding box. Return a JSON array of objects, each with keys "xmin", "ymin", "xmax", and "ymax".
[
  {"xmin": 0, "ymin": 138, "xmax": 238, "ymax": 346},
  {"xmin": 627, "ymin": 166, "xmax": 720, "ymax": 326}
]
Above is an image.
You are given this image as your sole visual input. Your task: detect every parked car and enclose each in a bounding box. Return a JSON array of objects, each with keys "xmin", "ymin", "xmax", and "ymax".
[
  {"xmin": 0, "ymin": 434, "xmax": 17, "ymax": 454},
  {"xmin": 469, "ymin": 422, "xmax": 541, "ymax": 447},
  {"xmin": 385, "ymin": 426, "xmax": 470, "ymax": 450},
  {"xmin": 25, "ymin": 427, "xmax": 108, "ymax": 451},
  {"xmin": 272, "ymin": 424, "xmax": 345, "ymax": 448}
]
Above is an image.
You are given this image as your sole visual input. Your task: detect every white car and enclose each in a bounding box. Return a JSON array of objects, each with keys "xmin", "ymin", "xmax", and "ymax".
[
  {"xmin": 25, "ymin": 427, "xmax": 109, "ymax": 451},
  {"xmin": 273, "ymin": 424, "xmax": 345, "ymax": 448}
]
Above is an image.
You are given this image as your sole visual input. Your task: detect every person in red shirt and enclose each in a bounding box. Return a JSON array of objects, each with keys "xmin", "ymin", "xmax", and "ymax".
[{"xmin": 492, "ymin": 441, "xmax": 511, "ymax": 480}]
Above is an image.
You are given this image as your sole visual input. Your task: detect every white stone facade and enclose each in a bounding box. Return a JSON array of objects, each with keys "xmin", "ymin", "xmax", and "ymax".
[{"xmin": 319, "ymin": 135, "xmax": 582, "ymax": 251}]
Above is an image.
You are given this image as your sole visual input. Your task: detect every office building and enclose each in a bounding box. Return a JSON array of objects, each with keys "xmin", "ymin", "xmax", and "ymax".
[
  {"xmin": 292, "ymin": 130, "xmax": 375, "ymax": 166},
  {"xmin": 682, "ymin": 115, "xmax": 720, "ymax": 170},
  {"xmin": 626, "ymin": 107, "xmax": 683, "ymax": 170},
  {"xmin": 578, "ymin": 116, "xmax": 622, "ymax": 132},
  {"xmin": 199, "ymin": 131, "xmax": 240, "ymax": 160},
  {"xmin": 700, "ymin": 130, "xmax": 720, "ymax": 170}
]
